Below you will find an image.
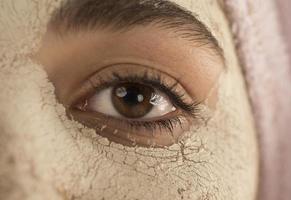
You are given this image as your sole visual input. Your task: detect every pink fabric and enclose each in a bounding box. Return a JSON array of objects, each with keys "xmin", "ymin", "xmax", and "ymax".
[
  {"xmin": 277, "ymin": 0, "xmax": 291, "ymax": 56},
  {"xmin": 224, "ymin": 1, "xmax": 291, "ymax": 200}
]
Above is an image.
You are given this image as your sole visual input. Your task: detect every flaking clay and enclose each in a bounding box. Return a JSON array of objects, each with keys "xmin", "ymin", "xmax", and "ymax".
[
  {"xmin": 0, "ymin": 1, "xmax": 258, "ymax": 200},
  {"xmin": 100, "ymin": 125, "xmax": 107, "ymax": 132}
]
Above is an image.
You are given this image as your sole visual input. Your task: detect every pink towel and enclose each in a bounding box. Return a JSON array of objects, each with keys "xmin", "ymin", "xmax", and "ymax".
[{"xmin": 224, "ymin": 0, "xmax": 291, "ymax": 199}]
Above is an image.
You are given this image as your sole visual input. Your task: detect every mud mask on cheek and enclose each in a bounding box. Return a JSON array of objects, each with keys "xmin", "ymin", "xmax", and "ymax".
[{"xmin": 0, "ymin": 1, "xmax": 258, "ymax": 200}]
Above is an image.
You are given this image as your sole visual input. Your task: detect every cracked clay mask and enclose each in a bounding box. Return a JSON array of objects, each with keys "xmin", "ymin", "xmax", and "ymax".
[{"xmin": 0, "ymin": 0, "xmax": 258, "ymax": 200}]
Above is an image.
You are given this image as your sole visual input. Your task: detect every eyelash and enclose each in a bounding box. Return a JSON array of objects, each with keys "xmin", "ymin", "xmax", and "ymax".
[
  {"xmin": 126, "ymin": 117, "xmax": 184, "ymax": 134},
  {"xmin": 84, "ymin": 70, "xmax": 201, "ymax": 133}
]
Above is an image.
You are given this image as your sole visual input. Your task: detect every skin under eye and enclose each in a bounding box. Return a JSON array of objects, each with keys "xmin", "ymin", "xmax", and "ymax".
[{"xmin": 69, "ymin": 64, "xmax": 200, "ymax": 148}]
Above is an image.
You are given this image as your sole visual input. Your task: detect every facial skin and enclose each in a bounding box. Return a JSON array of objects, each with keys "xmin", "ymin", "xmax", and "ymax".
[{"xmin": 0, "ymin": 0, "xmax": 258, "ymax": 200}]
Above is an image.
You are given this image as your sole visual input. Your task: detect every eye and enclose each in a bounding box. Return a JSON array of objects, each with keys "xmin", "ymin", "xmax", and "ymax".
[
  {"xmin": 69, "ymin": 65, "xmax": 200, "ymax": 148},
  {"xmin": 85, "ymin": 82, "xmax": 176, "ymax": 119}
]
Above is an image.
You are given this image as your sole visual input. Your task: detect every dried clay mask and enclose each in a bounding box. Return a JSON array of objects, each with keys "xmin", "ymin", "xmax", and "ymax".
[{"xmin": 0, "ymin": 0, "xmax": 258, "ymax": 200}]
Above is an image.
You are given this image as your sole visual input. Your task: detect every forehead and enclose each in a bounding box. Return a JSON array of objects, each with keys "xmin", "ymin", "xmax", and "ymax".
[{"xmin": 0, "ymin": 0, "xmax": 230, "ymax": 59}]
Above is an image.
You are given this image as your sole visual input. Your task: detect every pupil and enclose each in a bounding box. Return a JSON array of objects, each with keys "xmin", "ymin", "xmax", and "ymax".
[
  {"xmin": 116, "ymin": 86, "xmax": 144, "ymax": 105},
  {"xmin": 112, "ymin": 83, "xmax": 154, "ymax": 118}
]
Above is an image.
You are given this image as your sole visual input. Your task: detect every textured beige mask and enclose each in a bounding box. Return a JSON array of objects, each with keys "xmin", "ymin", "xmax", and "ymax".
[{"xmin": 0, "ymin": 1, "xmax": 258, "ymax": 199}]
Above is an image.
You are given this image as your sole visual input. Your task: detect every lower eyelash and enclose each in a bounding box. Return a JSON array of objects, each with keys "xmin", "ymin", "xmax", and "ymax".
[{"xmin": 124, "ymin": 116, "xmax": 185, "ymax": 134}]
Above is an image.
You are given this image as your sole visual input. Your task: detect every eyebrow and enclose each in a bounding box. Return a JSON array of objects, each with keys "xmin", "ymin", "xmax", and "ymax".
[{"xmin": 49, "ymin": 0, "xmax": 223, "ymax": 57}]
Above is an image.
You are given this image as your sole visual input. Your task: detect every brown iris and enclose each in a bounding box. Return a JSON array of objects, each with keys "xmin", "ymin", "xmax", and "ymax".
[{"xmin": 111, "ymin": 83, "xmax": 154, "ymax": 118}]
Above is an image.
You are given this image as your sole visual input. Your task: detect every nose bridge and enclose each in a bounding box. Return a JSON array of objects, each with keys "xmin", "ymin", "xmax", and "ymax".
[
  {"xmin": 0, "ymin": 98, "xmax": 28, "ymax": 199},
  {"xmin": 0, "ymin": 58, "xmax": 62, "ymax": 199},
  {"xmin": 0, "ymin": 65, "xmax": 27, "ymax": 199},
  {"xmin": 0, "ymin": 58, "xmax": 37, "ymax": 198},
  {"xmin": 0, "ymin": 93, "xmax": 17, "ymax": 199}
]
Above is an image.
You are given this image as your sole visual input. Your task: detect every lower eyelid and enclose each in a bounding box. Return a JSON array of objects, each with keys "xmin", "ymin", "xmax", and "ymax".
[{"xmin": 69, "ymin": 108, "xmax": 193, "ymax": 148}]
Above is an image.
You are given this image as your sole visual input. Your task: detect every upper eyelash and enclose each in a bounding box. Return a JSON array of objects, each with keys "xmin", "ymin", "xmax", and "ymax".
[{"xmin": 91, "ymin": 70, "xmax": 201, "ymax": 117}]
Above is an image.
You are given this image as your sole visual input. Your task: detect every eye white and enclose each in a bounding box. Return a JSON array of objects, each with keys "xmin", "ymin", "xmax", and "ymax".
[{"xmin": 87, "ymin": 87, "xmax": 176, "ymax": 119}]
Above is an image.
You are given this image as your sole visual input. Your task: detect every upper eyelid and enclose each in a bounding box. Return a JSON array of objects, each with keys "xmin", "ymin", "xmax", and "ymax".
[
  {"xmin": 86, "ymin": 62, "xmax": 185, "ymax": 91},
  {"xmin": 65, "ymin": 63, "xmax": 178, "ymax": 107}
]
